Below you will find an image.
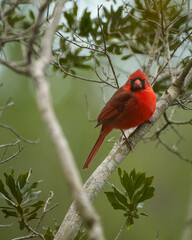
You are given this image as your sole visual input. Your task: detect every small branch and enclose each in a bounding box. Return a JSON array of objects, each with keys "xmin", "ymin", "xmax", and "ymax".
[
  {"xmin": 35, "ymin": 191, "xmax": 59, "ymax": 231},
  {"xmin": 0, "ymin": 124, "xmax": 39, "ymax": 144},
  {"xmin": 114, "ymin": 218, "xmax": 129, "ymax": 240},
  {"xmin": 56, "ymin": 60, "xmax": 106, "ymax": 85},
  {"xmin": 145, "ymin": 25, "xmax": 161, "ymax": 76},
  {"xmin": 0, "ymin": 59, "xmax": 28, "ymax": 75},
  {"xmin": 0, "ymin": 146, "xmax": 25, "ymax": 164},
  {"xmin": 97, "ymin": 5, "xmax": 119, "ymax": 88},
  {"xmin": 12, "ymin": 235, "xmax": 37, "ymax": 240},
  {"xmin": 0, "ymin": 100, "xmax": 14, "ymax": 116},
  {"xmin": 0, "ymin": 139, "xmax": 20, "ymax": 148},
  {"xmin": 27, "ymin": 1, "xmax": 50, "ymax": 63},
  {"xmin": 23, "ymin": 222, "xmax": 45, "ymax": 240},
  {"xmin": 157, "ymin": 136, "xmax": 191, "ymax": 164},
  {"xmin": 164, "ymin": 27, "xmax": 174, "ymax": 82}
]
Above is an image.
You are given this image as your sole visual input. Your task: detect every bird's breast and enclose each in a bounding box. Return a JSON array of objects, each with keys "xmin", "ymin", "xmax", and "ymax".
[{"xmin": 110, "ymin": 90, "xmax": 156, "ymax": 130}]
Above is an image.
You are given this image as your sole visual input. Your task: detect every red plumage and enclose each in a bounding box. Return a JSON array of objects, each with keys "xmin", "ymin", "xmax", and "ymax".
[{"xmin": 83, "ymin": 69, "xmax": 156, "ymax": 169}]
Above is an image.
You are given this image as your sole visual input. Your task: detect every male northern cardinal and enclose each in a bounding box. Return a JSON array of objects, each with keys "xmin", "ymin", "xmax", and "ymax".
[{"xmin": 83, "ymin": 69, "xmax": 156, "ymax": 169}]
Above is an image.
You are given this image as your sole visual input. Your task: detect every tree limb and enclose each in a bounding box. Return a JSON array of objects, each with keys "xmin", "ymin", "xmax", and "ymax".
[
  {"xmin": 55, "ymin": 58, "xmax": 192, "ymax": 239},
  {"xmin": 28, "ymin": 1, "xmax": 105, "ymax": 240}
]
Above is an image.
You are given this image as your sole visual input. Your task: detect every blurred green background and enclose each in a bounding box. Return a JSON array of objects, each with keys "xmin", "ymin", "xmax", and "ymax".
[{"xmin": 0, "ymin": 41, "xmax": 192, "ymax": 240}]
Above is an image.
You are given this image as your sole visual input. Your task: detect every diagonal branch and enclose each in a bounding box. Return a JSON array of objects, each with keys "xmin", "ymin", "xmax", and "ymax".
[
  {"xmin": 28, "ymin": 1, "xmax": 105, "ymax": 240},
  {"xmin": 55, "ymin": 58, "xmax": 192, "ymax": 239}
]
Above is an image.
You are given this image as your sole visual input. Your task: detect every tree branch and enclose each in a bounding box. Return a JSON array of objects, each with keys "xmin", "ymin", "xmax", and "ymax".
[
  {"xmin": 55, "ymin": 58, "xmax": 192, "ymax": 239},
  {"xmin": 28, "ymin": 1, "xmax": 105, "ymax": 240}
]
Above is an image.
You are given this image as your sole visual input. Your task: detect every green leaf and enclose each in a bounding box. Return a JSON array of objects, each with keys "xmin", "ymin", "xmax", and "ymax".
[
  {"xmin": 4, "ymin": 172, "xmax": 23, "ymax": 204},
  {"xmin": 138, "ymin": 187, "xmax": 155, "ymax": 202},
  {"xmin": 79, "ymin": 9, "xmax": 92, "ymax": 37},
  {"xmin": 17, "ymin": 172, "xmax": 29, "ymax": 190},
  {"xmin": 44, "ymin": 227, "xmax": 54, "ymax": 240},
  {"xmin": 133, "ymin": 172, "xmax": 146, "ymax": 190},
  {"xmin": 27, "ymin": 212, "xmax": 37, "ymax": 221},
  {"xmin": 19, "ymin": 220, "xmax": 25, "ymax": 230},
  {"xmin": 105, "ymin": 192, "xmax": 127, "ymax": 210},
  {"xmin": 145, "ymin": 176, "xmax": 154, "ymax": 187},
  {"xmin": 64, "ymin": 12, "xmax": 75, "ymax": 28},
  {"xmin": 2, "ymin": 209, "xmax": 17, "ymax": 218},
  {"xmin": 121, "ymin": 54, "xmax": 131, "ymax": 60},
  {"xmin": 0, "ymin": 179, "xmax": 12, "ymax": 201},
  {"xmin": 29, "ymin": 10, "xmax": 35, "ymax": 21},
  {"xmin": 112, "ymin": 186, "xmax": 128, "ymax": 208}
]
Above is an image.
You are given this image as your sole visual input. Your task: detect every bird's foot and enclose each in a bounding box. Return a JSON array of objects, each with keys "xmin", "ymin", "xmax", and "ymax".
[
  {"xmin": 121, "ymin": 129, "xmax": 133, "ymax": 151},
  {"xmin": 123, "ymin": 137, "xmax": 133, "ymax": 151}
]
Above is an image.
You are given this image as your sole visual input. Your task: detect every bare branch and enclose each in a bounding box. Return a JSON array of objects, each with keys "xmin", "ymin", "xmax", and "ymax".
[
  {"xmin": 56, "ymin": 60, "xmax": 105, "ymax": 85},
  {"xmin": 145, "ymin": 25, "xmax": 161, "ymax": 76},
  {"xmin": 35, "ymin": 191, "xmax": 59, "ymax": 231},
  {"xmin": 0, "ymin": 124, "xmax": 39, "ymax": 144},
  {"xmin": 97, "ymin": 5, "xmax": 119, "ymax": 88},
  {"xmin": 0, "ymin": 146, "xmax": 25, "ymax": 165},
  {"xmin": 28, "ymin": 1, "xmax": 105, "ymax": 240}
]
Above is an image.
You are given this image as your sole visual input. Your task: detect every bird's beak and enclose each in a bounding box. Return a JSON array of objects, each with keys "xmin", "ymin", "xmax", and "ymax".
[{"xmin": 134, "ymin": 79, "xmax": 142, "ymax": 88}]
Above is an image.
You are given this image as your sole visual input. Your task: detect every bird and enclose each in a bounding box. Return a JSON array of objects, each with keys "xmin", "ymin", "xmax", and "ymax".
[{"xmin": 83, "ymin": 69, "xmax": 156, "ymax": 169}]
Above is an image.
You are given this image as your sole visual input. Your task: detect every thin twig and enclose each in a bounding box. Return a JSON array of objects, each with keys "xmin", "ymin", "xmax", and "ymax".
[
  {"xmin": 157, "ymin": 136, "xmax": 192, "ymax": 164},
  {"xmin": 97, "ymin": 5, "xmax": 119, "ymax": 88},
  {"xmin": 0, "ymin": 139, "xmax": 20, "ymax": 148},
  {"xmin": 0, "ymin": 124, "xmax": 39, "ymax": 144},
  {"xmin": 114, "ymin": 217, "xmax": 129, "ymax": 240},
  {"xmin": 35, "ymin": 191, "xmax": 59, "ymax": 231},
  {"xmin": 0, "ymin": 146, "xmax": 25, "ymax": 164}
]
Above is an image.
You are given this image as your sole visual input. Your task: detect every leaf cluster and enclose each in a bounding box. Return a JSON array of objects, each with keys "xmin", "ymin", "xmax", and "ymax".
[
  {"xmin": 54, "ymin": 0, "xmax": 191, "ymax": 79},
  {"xmin": 105, "ymin": 168, "xmax": 155, "ymax": 228},
  {"xmin": 0, "ymin": 169, "xmax": 43, "ymax": 230}
]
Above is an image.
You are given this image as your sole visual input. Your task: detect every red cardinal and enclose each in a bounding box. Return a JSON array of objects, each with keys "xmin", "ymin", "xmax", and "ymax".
[{"xmin": 83, "ymin": 69, "xmax": 156, "ymax": 169}]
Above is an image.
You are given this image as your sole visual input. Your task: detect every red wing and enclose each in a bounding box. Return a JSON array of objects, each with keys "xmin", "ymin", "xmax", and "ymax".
[{"xmin": 96, "ymin": 88, "xmax": 133, "ymax": 127}]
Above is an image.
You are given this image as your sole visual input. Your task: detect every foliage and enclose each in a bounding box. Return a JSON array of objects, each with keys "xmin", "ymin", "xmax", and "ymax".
[
  {"xmin": 53, "ymin": 0, "xmax": 192, "ymax": 83},
  {"xmin": 75, "ymin": 168, "xmax": 155, "ymax": 239},
  {"xmin": 1, "ymin": 0, "xmax": 191, "ymax": 89},
  {"xmin": 0, "ymin": 169, "xmax": 43, "ymax": 228},
  {"xmin": 0, "ymin": 169, "xmax": 58, "ymax": 239},
  {"xmin": 105, "ymin": 168, "xmax": 155, "ymax": 229}
]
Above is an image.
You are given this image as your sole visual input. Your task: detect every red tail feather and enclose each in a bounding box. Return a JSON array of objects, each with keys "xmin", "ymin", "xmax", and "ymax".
[{"xmin": 83, "ymin": 128, "xmax": 111, "ymax": 169}]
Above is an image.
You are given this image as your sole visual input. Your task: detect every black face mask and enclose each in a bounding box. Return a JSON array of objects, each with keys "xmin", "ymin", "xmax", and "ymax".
[{"xmin": 130, "ymin": 78, "xmax": 146, "ymax": 91}]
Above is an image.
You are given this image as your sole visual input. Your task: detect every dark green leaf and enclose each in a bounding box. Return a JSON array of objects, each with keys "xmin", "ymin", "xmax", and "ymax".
[
  {"xmin": 4, "ymin": 172, "xmax": 22, "ymax": 204},
  {"xmin": 19, "ymin": 220, "xmax": 25, "ymax": 230},
  {"xmin": 112, "ymin": 186, "xmax": 128, "ymax": 207},
  {"xmin": 27, "ymin": 212, "xmax": 37, "ymax": 221},
  {"xmin": 0, "ymin": 179, "xmax": 12, "ymax": 201},
  {"xmin": 64, "ymin": 12, "xmax": 75, "ymax": 28},
  {"xmin": 145, "ymin": 176, "xmax": 154, "ymax": 187},
  {"xmin": 2, "ymin": 209, "xmax": 17, "ymax": 218},
  {"xmin": 121, "ymin": 54, "xmax": 131, "ymax": 60},
  {"xmin": 133, "ymin": 172, "xmax": 146, "ymax": 190},
  {"xmin": 105, "ymin": 192, "xmax": 126, "ymax": 210},
  {"xmin": 29, "ymin": 10, "xmax": 35, "ymax": 21},
  {"xmin": 44, "ymin": 227, "xmax": 54, "ymax": 240},
  {"xmin": 138, "ymin": 187, "xmax": 155, "ymax": 202},
  {"xmin": 80, "ymin": 9, "xmax": 92, "ymax": 37},
  {"xmin": 17, "ymin": 172, "xmax": 29, "ymax": 190}
]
